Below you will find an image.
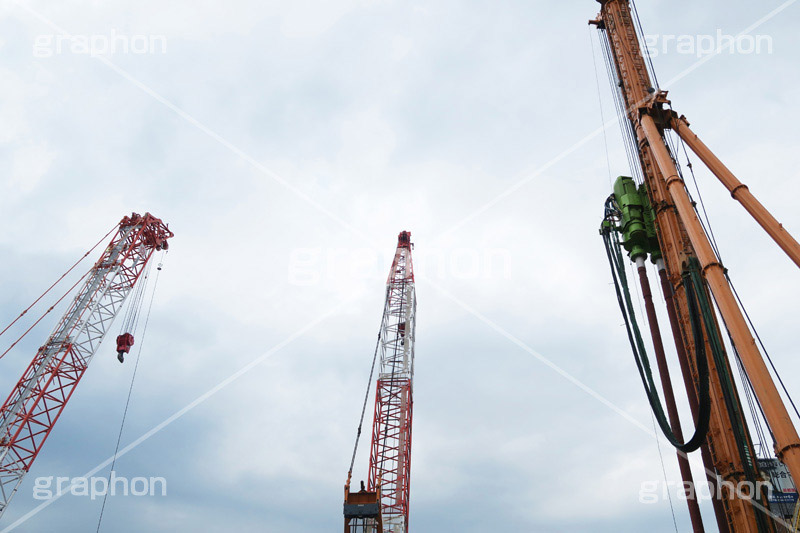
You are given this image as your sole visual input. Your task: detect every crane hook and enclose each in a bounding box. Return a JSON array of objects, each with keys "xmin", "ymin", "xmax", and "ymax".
[{"xmin": 115, "ymin": 333, "xmax": 134, "ymax": 363}]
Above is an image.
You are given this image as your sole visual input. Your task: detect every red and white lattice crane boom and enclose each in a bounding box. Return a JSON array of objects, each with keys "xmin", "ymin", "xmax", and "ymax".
[
  {"xmin": 0, "ymin": 212, "xmax": 173, "ymax": 518},
  {"xmin": 368, "ymin": 231, "xmax": 416, "ymax": 533},
  {"xmin": 344, "ymin": 231, "xmax": 416, "ymax": 533}
]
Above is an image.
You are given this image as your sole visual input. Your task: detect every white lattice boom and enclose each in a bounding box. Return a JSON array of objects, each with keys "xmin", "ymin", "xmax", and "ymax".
[
  {"xmin": 368, "ymin": 231, "xmax": 416, "ymax": 533},
  {"xmin": 0, "ymin": 212, "xmax": 172, "ymax": 518}
]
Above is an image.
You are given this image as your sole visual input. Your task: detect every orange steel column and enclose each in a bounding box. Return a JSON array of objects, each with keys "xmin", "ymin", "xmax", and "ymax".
[
  {"xmin": 593, "ymin": 1, "xmax": 787, "ymax": 529},
  {"xmin": 670, "ymin": 116, "xmax": 800, "ymax": 268},
  {"xmin": 640, "ymin": 113, "xmax": 800, "ymax": 485}
]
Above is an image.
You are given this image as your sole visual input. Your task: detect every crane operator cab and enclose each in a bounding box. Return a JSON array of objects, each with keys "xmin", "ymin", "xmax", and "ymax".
[
  {"xmin": 116, "ymin": 333, "xmax": 134, "ymax": 363},
  {"xmin": 343, "ymin": 481, "xmax": 383, "ymax": 533}
]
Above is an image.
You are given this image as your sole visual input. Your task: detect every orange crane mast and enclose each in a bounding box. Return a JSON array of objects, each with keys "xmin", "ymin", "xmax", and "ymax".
[{"xmin": 592, "ymin": 1, "xmax": 800, "ymax": 531}]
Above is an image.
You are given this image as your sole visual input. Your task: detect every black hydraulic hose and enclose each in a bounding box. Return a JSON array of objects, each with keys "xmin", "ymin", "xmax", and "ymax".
[
  {"xmin": 601, "ymin": 223, "xmax": 711, "ymax": 453},
  {"xmin": 680, "ymin": 264, "xmax": 713, "ymax": 452},
  {"xmin": 684, "ymin": 258, "xmax": 774, "ymax": 533}
]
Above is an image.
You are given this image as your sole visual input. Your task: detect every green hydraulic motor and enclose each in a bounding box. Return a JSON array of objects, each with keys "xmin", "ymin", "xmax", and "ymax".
[{"xmin": 612, "ymin": 176, "xmax": 661, "ymax": 263}]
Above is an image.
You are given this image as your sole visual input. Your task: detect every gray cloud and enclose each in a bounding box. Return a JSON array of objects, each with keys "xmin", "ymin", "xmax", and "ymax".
[{"xmin": 0, "ymin": 0, "xmax": 798, "ymax": 531}]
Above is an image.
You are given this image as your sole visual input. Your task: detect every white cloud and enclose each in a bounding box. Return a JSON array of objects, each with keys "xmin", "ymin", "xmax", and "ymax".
[
  {"xmin": 0, "ymin": 1, "xmax": 797, "ymax": 531},
  {"xmin": 9, "ymin": 143, "xmax": 55, "ymax": 192}
]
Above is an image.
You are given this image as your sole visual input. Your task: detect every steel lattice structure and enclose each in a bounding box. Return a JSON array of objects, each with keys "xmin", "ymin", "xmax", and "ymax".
[
  {"xmin": 368, "ymin": 231, "xmax": 416, "ymax": 533},
  {"xmin": 0, "ymin": 212, "xmax": 172, "ymax": 518}
]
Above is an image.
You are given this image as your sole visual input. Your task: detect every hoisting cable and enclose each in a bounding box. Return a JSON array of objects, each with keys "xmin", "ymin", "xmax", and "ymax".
[
  {"xmin": 346, "ymin": 289, "xmax": 391, "ymax": 486},
  {"xmin": 663, "ymin": 142, "xmax": 775, "ymax": 530},
  {"xmin": 114, "ymin": 258, "xmax": 155, "ymax": 365},
  {"xmin": 598, "ymin": 26, "xmax": 642, "ymax": 183},
  {"xmin": 0, "ymin": 223, "xmax": 117, "ymax": 342},
  {"xmin": 732, "ymin": 341, "xmax": 772, "ymax": 457},
  {"xmin": 96, "ymin": 253, "xmax": 166, "ymax": 532},
  {"xmin": 687, "ymin": 258, "xmax": 774, "ymax": 533},
  {"xmin": 601, "ymin": 209, "xmax": 711, "ymax": 453},
  {"xmin": 589, "ymin": 29, "xmax": 614, "ymax": 187},
  {"xmin": 630, "ymin": 0, "xmax": 660, "ymax": 90},
  {"xmin": 0, "ymin": 268, "xmax": 92, "ymax": 361},
  {"xmin": 670, "ymin": 130, "xmax": 775, "ymax": 455},
  {"xmin": 596, "ymin": 17, "xmax": 648, "ymax": 187},
  {"xmin": 728, "ymin": 280, "xmax": 800, "ymax": 422},
  {"xmin": 650, "ymin": 411, "xmax": 680, "ymax": 533},
  {"xmin": 677, "ymin": 132, "xmax": 800, "ymax": 425},
  {"xmin": 120, "ymin": 265, "xmax": 150, "ymax": 335}
]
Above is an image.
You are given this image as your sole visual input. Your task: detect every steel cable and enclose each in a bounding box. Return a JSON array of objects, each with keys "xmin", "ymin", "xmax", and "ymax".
[{"xmin": 96, "ymin": 255, "xmax": 164, "ymax": 531}]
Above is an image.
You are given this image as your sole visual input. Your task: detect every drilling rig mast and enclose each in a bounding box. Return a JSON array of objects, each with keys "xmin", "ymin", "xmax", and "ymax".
[
  {"xmin": 345, "ymin": 231, "xmax": 416, "ymax": 533},
  {"xmin": 0, "ymin": 212, "xmax": 173, "ymax": 519},
  {"xmin": 592, "ymin": 1, "xmax": 800, "ymax": 532},
  {"xmin": 590, "ymin": 0, "xmax": 800, "ymax": 533}
]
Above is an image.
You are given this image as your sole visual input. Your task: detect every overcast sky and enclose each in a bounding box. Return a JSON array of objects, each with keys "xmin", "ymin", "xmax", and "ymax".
[{"xmin": 0, "ymin": 0, "xmax": 799, "ymax": 531}]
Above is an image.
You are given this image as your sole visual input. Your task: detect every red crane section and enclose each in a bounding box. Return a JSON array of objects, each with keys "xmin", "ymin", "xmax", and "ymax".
[
  {"xmin": 367, "ymin": 231, "xmax": 416, "ymax": 533},
  {"xmin": 0, "ymin": 212, "xmax": 173, "ymax": 518}
]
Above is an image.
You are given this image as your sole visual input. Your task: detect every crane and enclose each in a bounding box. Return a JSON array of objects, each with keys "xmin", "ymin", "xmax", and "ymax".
[
  {"xmin": 344, "ymin": 231, "xmax": 417, "ymax": 533},
  {"xmin": 0, "ymin": 212, "xmax": 173, "ymax": 519},
  {"xmin": 592, "ymin": 1, "xmax": 800, "ymax": 531}
]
